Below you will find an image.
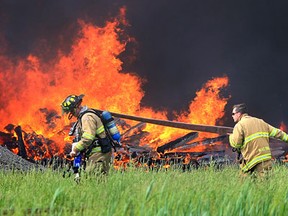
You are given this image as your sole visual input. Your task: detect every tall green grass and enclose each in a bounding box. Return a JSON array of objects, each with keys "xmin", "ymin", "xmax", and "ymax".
[{"xmin": 0, "ymin": 164, "xmax": 287, "ymax": 215}]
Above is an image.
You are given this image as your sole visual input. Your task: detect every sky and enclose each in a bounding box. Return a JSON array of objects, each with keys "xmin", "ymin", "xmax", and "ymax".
[{"xmin": 1, "ymin": 0, "xmax": 288, "ymax": 128}]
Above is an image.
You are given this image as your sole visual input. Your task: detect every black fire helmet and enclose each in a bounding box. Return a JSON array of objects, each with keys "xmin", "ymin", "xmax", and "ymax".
[{"xmin": 61, "ymin": 94, "xmax": 85, "ymax": 116}]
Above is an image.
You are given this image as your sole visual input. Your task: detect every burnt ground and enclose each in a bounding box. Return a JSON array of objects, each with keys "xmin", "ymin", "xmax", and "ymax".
[{"xmin": 0, "ymin": 145, "xmax": 44, "ymax": 171}]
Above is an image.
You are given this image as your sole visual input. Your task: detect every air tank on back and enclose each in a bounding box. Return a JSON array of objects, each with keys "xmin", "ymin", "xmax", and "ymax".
[{"xmin": 101, "ymin": 111, "xmax": 121, "ymax": 142}]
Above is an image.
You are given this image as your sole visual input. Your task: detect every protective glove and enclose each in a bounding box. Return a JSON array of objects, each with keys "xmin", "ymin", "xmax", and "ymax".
[{"xmin": 69, "ymin": 142, "xmax": 79, "ymax": 157}]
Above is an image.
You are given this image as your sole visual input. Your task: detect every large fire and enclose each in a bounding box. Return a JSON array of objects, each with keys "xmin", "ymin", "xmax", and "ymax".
[{"xmin": 0, "ymin": 10, "xmax": 229, "ymax": 160}]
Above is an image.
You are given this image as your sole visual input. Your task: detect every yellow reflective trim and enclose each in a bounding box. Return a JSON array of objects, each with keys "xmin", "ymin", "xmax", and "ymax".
[
  {"xmin": 283, "ymin": 133, "xmax": 288, "ymax": 142},
  {"xmin": 269, "ymin": 128, "xmax": 288, "ymax": 142},
  {"xmin": 242, "ymin": 153, "xmax": 272, "ymax": 172},
  {"xmin": 82, "ymin": 132, "xmax": 95, "ymax": 140},
  {"xmin": 258, "ymin": 146, "xmax": 270, "ymax": 152},
  {"xmin": 243, "ymin": 132, "xmax": 269, "ymax": 147},
  {"xmin": 229, "ymin": 135, "xmax": 242, "ymax": 148},
  {"xmin": 75, "ymin": 143, "xmax": 85, "ymax": 151},
  {"xmin": 96, "ymin": 125, "xmax": 105, "ymax": 135},
  {"xmin": 90, "ymin": 146, "xmax": 101, "ymax": 154},
  {"xmin": 269, "ymin": 128, "xmax": 278, "ymax": 137}
]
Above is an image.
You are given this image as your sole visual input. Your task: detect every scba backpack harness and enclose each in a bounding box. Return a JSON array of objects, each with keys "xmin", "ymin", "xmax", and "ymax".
[{"xmin": 77, "ymin": 109, "xmax": 121, "ymax": 154}]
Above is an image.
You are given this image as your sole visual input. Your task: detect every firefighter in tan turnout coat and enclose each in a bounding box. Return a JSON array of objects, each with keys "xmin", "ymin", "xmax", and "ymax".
[
  {"xmin": 61, "ymin": 94, "xmax": 112, "ymax": 175},
  {"xmin": 229, "ymin": 103, "xmax": 288, "ymax": 175}
]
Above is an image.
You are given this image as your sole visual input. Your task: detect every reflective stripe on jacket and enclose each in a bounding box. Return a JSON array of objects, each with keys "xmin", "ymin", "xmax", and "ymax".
[
  {"xmin": 229, "ymin": 114, "xmax": 288, "ymax": 172},
  {"xmin": 74, "ymin": 108, "xmax": 107, "ymax": 152}
]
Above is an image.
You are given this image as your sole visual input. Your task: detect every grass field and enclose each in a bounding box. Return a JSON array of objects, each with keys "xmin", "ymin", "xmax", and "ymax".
[{"xmin": 0, "ymin": 163, "xmax": 287, "ymax": 216}]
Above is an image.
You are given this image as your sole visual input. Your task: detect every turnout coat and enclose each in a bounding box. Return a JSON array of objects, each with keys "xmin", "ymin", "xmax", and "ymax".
[{"xmin": 229, "ymin": 114, "xmax": 288, "ymax": 172}]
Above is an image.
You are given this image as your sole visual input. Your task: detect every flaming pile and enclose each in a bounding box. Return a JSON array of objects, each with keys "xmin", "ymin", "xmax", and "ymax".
[{"xmin": 0, "ymin": 10, "xmax": 230, "ymax": 166}]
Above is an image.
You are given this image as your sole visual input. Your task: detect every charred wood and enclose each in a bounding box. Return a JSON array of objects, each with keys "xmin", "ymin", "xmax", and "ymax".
[
  {"xmin": 14, "ymin": 126, "xmax": 27, "ymax": 159},
  {"xmin": 0, "ymin": 125, "xmax": 18, "ymax": 151},
  {"xmin": 157, "ymin": 132, "xmax": 198, "ymax": 153},
  {"xmin": 177, "ymin": 135, "xmax": 228, "ymax": 151},
  {"xmin": 4, "ymin": 124, "xmax": 15, "ymax": 133},
  {"xmin": 164, "ymin": 150, "xmax": 226, "ymax": 158},
  {"xmin": 121, "ymin": 131, "xmax": 149, "ymax": 147},
  {"xmin": 0, "ymin": 131, "xmax": 18, "ymax": 150},
  {"xmin": 121, "ymin": 122, "xmax": 146, "ymax": 139},
  {"xmin": 115, "ymin": 118, "xmax": 131, "ymax": 131},
  {"xmin": 270, "ymin": 138, "xmax": 288, "ymax": 158}
]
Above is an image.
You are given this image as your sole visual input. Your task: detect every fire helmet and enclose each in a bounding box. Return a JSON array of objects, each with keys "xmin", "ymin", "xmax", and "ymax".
[{"xmin": 61, "ymin": 94, "xmax": 84, "ymax": 115}]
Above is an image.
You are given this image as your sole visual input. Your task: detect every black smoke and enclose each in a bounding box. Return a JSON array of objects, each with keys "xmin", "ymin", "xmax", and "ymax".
[{"xmin": 1, "ymin": 0, "xmax": 288, "ymax": 128}]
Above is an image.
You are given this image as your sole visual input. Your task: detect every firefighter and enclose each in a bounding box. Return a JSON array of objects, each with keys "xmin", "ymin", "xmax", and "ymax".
[
  {"xmin": 229, "ymin": 103, "xmax": 288, "ymax": 177},
  {"xmin": 61, "ymin": 94, "xmax": 113, "ymax": 176}
]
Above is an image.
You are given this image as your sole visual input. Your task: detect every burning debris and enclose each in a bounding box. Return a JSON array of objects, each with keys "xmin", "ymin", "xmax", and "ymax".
[
  {"xmin": 0, "ymin": 116, "xmax": 233, "ymax": 171},
  {"xmin": 0, "ymin": 114, "xmax": 288, "ymax": 171},
  {"xmin": 0, "ymin": 124, "xmax": 65, "ymax": 162},
  {"xmin": 156, "ymin": 132, "xmax": 199, "ymax": 153}
]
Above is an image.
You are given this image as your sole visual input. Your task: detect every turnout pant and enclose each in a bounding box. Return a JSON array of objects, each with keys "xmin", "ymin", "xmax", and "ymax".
[
  {"xmin": 241, "ymin": 160, "xmax": 272, "ymax": 178},
  {"xmin": 86, "ymin": 151, "xmax": 112, "ymax": 175}
]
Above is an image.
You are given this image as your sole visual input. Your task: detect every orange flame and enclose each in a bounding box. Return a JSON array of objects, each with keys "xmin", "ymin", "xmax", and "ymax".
[
  {"xmin": 0, "ymin": 10, "xmax": 230, "ymax": 159},
  {"xmin": 139, "ymin": 76, "xmax": 229, "ymax": 150}
]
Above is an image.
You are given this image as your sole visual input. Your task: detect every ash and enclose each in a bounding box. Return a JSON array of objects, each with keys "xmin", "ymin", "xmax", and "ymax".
[{"xmin": 0, "ymin": 145, "xmax": 44, "ymax": 171}]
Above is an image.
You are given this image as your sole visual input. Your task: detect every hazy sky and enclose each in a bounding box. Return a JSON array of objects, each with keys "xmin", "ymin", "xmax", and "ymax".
[{"xmin": 1, "ymin": 0, "xmax": 288, "ymax": 127}]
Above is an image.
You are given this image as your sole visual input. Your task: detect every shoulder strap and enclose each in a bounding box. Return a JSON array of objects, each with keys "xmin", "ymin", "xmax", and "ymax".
[
  {"xmin": 77, "ymin": 109, "xmax": 102, "ymax": 137},
  {"xmin": 78, "ymin": 109, "xmax": 102, "ymax": 120},
  {"xmin": 78, "ymin": 109, "xmax": 115, "ymax": 143}
]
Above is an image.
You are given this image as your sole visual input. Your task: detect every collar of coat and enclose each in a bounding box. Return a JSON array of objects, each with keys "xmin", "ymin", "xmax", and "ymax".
[
  {"xmin": 78, "ymin": 106, "xmax": 89, "ymax": 116},
  {"xmin": 239, "ymin": 113, "xmax": 249, "ymax": 121}
]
